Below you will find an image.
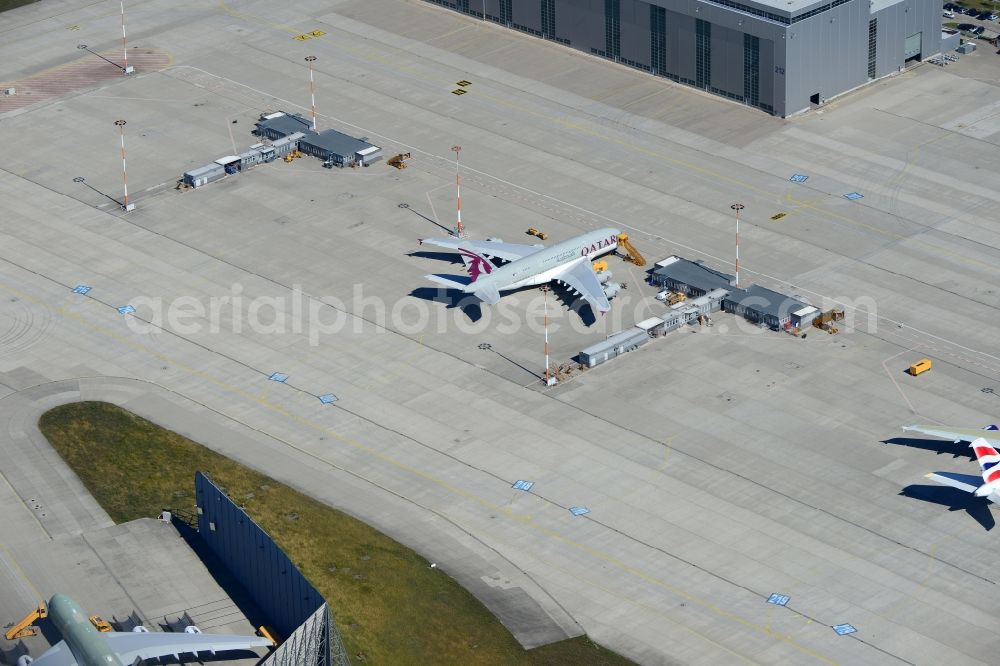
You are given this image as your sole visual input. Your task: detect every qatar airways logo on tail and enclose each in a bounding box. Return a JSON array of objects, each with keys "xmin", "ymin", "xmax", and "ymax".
[
  {"xmin": 580, "ymin": 234, "xmax": 618, "ymax": 256},
  {"xmin": 458, "ymin": 248, "xmax": 494, "ymax": 282}
]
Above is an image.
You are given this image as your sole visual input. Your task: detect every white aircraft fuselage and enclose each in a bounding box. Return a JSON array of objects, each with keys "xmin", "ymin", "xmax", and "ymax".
[{"xmin": 494, "ymin": 227, "xmax": 617, "ymax": 289}]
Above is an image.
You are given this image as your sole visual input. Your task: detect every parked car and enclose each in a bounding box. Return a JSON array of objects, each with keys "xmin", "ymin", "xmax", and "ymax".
[
  {"xmin": 943, "ymin": 2, "xmax": 956, "ymax": 8},
  {"xmin": 944, "ymin": 10, "xmax": 956, "ymax": 17},
  {"xmin": 971, "ymin": 24, "xmax": 986, "ymax": 34},
  {"xmin": 977, "ymin": 10, "xmax": 992, "ymax": 19},
  {"xmin": 957, "ymin": 22, "xmax": 976, "ymax": 29}
]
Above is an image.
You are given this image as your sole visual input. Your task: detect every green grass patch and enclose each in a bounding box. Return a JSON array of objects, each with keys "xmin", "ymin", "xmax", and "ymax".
[{"xmin": 39, "ymin": 402, "xmax": 634, "ymax": 666}]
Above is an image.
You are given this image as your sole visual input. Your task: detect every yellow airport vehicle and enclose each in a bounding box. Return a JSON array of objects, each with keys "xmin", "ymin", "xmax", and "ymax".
[
  {"xmin": 527, "ymin": 227, "xmax": 548, "ymax": 240},
  {"xmin": 89, "ymin": 615, "xmax": 113, "ymax": 632},
  {"xmin": 591, "ymin": 259, "xmax": 609, "ymax": 273},
  {"xmin": 258, "ymin": 625, "xmax": 280, "ymax": 646},
  {"xmin": 908, "ymin": 359, "xmax": 932, "ymax": 376},
  {"xmin": 617, "ymin": 233, "xmax": 646, "ymax": 267},
  {"xmin": 813, "ymin": 308, "xmax": 844, "ymax": 334},
  {"xmin": 387, "ymin": 152, "xmax": 411, "ymax": 169},
  {"xmin": 5, "ymin": 601, "xmax": 47, "ymax": 640}
]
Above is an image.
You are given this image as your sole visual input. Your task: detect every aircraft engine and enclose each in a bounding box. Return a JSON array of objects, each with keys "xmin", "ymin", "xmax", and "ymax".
[
  {"xmin": 17, "ymin": 656, "xmax": 34, "ymax": 666},
  {"xmin": 602, "ymin": 282, "xmax": 621, "ymax": 299}
]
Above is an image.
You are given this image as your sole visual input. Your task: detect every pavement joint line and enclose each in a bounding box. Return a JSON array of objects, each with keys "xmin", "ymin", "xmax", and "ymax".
[
  {"xmin": 523, "ymin": 550, "xmax": 766, "ymax": 666},
  {"xmin": 0, "ymin": 437, "xmax": 52, "ymax": 542},
  {"xmin": 217, "ymin": 0, "xmax": 299, "ymax": 35},
  {"xmin": 0, "ymin": 542, "xmax": 43, "ymax": 601},
  {"xmin": 881, "ymin": 348, "xmax": 921, "ymax": 417},
  {"xmin": 657, "ymin": 435, "xmax": 676, "ymax": 472},
  {"xmin": 523, "ymin": 514, "xmax": 845, "ymax": 666},
  {"xmin": 80, "ymin": 531, "xmax": 151, "ymax": 627}
]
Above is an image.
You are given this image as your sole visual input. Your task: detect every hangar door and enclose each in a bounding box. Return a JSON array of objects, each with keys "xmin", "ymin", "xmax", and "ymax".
[{"xmin": 904, "ymin": 32, "xmax": 922, "ymax": 60}]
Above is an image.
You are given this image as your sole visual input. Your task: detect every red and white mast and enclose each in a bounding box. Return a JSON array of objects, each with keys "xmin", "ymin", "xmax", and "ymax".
[
  {"xmin": 305, "ymin": 56, "xmax": 318, "ymax": 131},
  {"xmin": 120, "ymin": 1, "xmax": 130, "ymax": 74},
  {"xmin": 452, "ymin": 145, "xmax": 463, "ymax": 237},
  {"xmin": 115, "ymin": 119, "xmax": 131, "ymax": 211},
  {"xmin": 731, "ymin": 203, "xmax": 744, "ymax": 287}
]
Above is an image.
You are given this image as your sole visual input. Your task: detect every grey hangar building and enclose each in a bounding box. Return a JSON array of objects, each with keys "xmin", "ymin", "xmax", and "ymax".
[{"xmin": 423, "ymin": 0, "xmax": 944, "ymax": 116}]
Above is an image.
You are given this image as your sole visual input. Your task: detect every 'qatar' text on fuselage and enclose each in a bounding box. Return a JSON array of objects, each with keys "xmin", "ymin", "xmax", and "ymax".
[{"xmin": 580, "ymin": 235, "xmax": 618, "ymax": 256}]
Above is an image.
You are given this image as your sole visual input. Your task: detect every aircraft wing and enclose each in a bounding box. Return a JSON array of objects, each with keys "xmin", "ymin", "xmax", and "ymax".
[
  {"xmin": 27, "ymin": 641, "xmax": 76, "ymax": 666},
  {"xmin": 556, "ymin": 261, "xmax": 610, "ymax": 314},
  {"xmin": 925, "ymin": 471, "xmax": 983, "ymax": 494},
  {"xmin": 103, "ymin": 630, "xmax": 272, "ymax": 663},
  {"xmin": 903, "ymin": 425, "xmax": 1000, "ymax": 447},
  {"xmin": 419, "ymin": 237, "xmax": 542, "ymax": 262}
]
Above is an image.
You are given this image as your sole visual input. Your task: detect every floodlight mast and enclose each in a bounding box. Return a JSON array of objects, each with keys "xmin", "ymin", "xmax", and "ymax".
[
  {"xmin": 305, "ymin": 56, "xmax": 318, "ymax": 131},
  {"xmin": 115, "ymin": 120, "xmax": 132, "ymax": 211},
  {"xmin": 730, "ymin": 203, "xmax": 744, "ymax": 288}
]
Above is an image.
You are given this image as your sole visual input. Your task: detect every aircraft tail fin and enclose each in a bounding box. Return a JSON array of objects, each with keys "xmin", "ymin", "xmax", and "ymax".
[
  {"xmin": 457, "ymin": 247, "xmax": 494, "ymax": 282},
  {"xmin": 970, "ymin": 437, "xmax": 1000, "ymax": 495}
]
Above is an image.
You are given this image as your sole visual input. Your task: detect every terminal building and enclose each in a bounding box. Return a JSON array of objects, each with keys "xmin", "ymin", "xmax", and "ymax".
[
  {"xmin": 423, "ymin": 0, "xmax": 943, "ymax": 116},
  {"xmin": 299, "ymin": 129, "xmax": 384, "ymax": 167},
  {"xmin": 650, "ymin": 255, "xmax": 735, "ymax": 296}
]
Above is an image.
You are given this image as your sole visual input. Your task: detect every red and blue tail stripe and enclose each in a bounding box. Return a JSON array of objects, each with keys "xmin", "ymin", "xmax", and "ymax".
[{"xmin": 971, "ymin": 437, "xmax": 1000, "ymax": 485}]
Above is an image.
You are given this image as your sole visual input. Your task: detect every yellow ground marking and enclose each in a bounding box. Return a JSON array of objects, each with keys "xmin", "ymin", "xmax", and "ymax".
[
  {"xmin": 530, "ymin": 549, "xmax": 762, "ymax": 665},
  {"xmin": 0, "ymin": 468, "xmax": 45, "ymax": 600},
  {"xmin": 0, "ymin": 543, "xmax": 42, "ymax": 602},
  {"xmin": 360, "ymin": 334, "xmax": 424, "ymax": 391},
  {"xmin": 658, "ymin": 434, "xmax": 675, "ymax": 471},
  {"xmin": 878, "ymin": 131, "xmax": 951, "ymax": 194}
]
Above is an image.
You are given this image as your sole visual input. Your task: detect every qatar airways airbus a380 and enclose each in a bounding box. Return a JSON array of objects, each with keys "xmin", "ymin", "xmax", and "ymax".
[{"xmin": 419, "ymin": 227, "xmax": 622, "ymax": 314}]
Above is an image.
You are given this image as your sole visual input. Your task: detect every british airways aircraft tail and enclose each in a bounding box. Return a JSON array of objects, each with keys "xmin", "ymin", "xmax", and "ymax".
[{"xmin": 970, "ymin": 437, "xmax": 1000, "ymax": 497}]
